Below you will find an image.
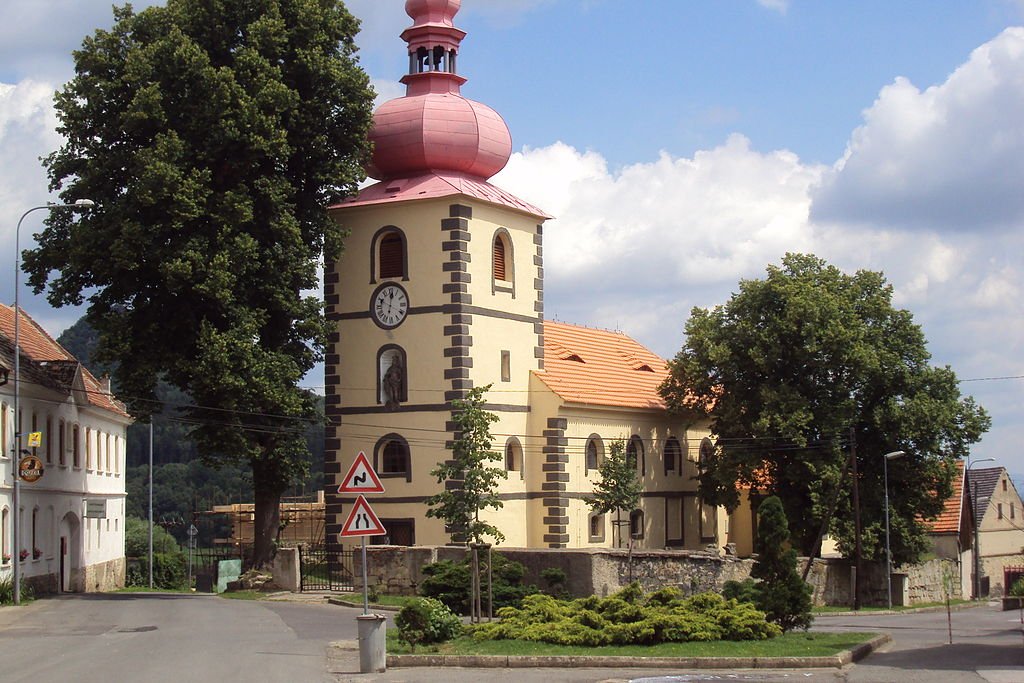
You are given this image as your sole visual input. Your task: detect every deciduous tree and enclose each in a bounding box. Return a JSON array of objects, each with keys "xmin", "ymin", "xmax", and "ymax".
[
  {"xmin": 426, "ymin": 386, "xmax": 507, "ymax": 545},
  {"xmin": 587, "ymin": 440, "xmax": 642, "ymax": 548},
  {"xmin": 660, "ymin": 254, "xmax": 989, "ymax": 564},
  {"xmin": 26, "ymin": 0, "xmax": 374, "ymax": 566}
]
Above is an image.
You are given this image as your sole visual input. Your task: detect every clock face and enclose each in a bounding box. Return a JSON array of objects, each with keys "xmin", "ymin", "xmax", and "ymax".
[{"xmin": 371, "ymin": 283, "xmax": 409, "ymax": 329}]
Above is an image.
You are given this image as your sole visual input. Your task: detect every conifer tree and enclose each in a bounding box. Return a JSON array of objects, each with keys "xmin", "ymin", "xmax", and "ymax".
[{"xmin": 751, "ymin": 496, "xmax": 813, "ymax": 631}]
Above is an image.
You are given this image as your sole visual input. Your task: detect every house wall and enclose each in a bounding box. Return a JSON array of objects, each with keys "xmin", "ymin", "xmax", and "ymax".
[
  {"xmin": 976, "ymin": 470, "xmax": 1024, "ymax": 596},
  {"xmin": 0, "ymin": 386, "xmax": 129, "ymax": 593}
]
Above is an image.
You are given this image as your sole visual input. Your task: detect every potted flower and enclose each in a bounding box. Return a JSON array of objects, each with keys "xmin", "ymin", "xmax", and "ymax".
[
  {"xmin": 19, "ymin": 548, "xmax": 29, "ymax": 562},
  {"xmin": 33, "ymin": 547, "xmax": 43, "ymax": 560},
  {"xmin": 2, "ymin": 553, "xmax": 10, "ymax": 564}
]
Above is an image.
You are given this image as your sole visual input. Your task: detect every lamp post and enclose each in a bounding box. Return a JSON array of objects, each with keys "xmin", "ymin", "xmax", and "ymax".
[
  {"xmin": 969, "ymin": 457, "xmax": 996, "ymax": 600},
  {"xmin": 12, "ymin": 200, "xmax": 94, "ymax": 604},
  {"xmin": 883, "ymin": 450, "xmax": 905, "ymax": 609}
]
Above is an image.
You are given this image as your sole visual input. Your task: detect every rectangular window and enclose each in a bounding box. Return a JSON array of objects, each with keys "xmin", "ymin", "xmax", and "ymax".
[
  {"xmin": 500, "ymin": 350, "xmax": 511, "ymax": 382},
  {"xmin": 998, "ymin": 503, "xmax": 1004, "ymax": 519},
  {"xmin": 45, "ymin": 416, "xmax": 52, "ymax": 464},
  {"xmin": 666, "ymin": 498, "xmax": 683, "ymax": 545},
  {"xmin": 589, "ymin": 514, "xmax": 606, "ymax": 543}
]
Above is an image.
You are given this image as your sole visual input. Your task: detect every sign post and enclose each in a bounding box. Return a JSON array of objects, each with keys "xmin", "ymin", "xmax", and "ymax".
[{"xmin": 338, "ymin": 452, "xmax": 386, "ymax": 613}]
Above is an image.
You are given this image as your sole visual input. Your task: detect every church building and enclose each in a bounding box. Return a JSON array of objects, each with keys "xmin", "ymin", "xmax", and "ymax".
[{"xmin": 324, "ymin": 0, "xmax": 752, "ymax": 555}]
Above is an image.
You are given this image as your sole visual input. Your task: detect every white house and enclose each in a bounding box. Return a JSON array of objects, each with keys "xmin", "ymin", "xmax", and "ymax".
[{"xmin": 0, "ymin": 305, "xmax": 132, "ymax": 593}]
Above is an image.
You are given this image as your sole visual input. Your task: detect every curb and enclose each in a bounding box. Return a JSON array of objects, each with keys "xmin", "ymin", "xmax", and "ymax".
[
  {"xmin": 814, "ymin": 601, "xmax": 990, "ymax": 617},
  {"xmin": 327, "ymin": 597, "xmax": 402, "ymax": 612},
  {"xmin": 373, "ymin": 633, "xmax": 891, "ymax": 670}
]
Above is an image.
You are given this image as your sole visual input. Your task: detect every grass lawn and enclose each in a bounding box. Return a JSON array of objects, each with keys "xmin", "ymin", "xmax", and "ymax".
[
  {"xmin": 386, "ymin": 630, "xmax": 879, "ymax": 658},
  {"xmin": 218, "ymin": 590, "xmax": 267, "ymax": 600}
]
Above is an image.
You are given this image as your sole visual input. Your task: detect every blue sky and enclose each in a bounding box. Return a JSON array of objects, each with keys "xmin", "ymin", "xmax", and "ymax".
[{"xmin": 1, "ymin": 0, "xmax": 1023, "ymax": 475}]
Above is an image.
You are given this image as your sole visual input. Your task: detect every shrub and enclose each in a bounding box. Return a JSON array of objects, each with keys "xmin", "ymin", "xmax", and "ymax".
[
  {"xmin": 1010, "ymin": 578, "xmax": 1024, "ymax": 597},
  {"xmin": 125, "ymin": 551, "xmax": 187, "ymax": 590},
  {"xmin": 0, "ymin": 576, "xmax": 34, "ymax": 605},
  {"xmin": 469, "ymin": 582, "xmax": 781, "ymax": 646},
  {"xmin": 125, "ymin": 516, "xmax": 182, "ymax": 557},
  {"xmin": 722, "ymin": 578, "xmax": 760, "ymax": 604},
  {"xmin": 419, "ymin": 553, "xmax": 536, "ymax": 614},
  {"xmin": 540, "ymin": 567, "xmax": 567, "ymax": 596},
  {"xmin": 395, "ymin": 597, "xmax": 463, "ymax": 650}
]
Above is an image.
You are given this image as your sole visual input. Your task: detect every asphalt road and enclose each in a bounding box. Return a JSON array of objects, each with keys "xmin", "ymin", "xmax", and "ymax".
[{"xmin": 1, "ymin": 594, "xmax": 1022, "ymax": 683}]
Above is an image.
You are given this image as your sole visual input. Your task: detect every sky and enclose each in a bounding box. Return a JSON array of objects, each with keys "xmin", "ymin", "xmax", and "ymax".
[{"xmin": 1, "ymin": 1, "xmax": 1023, "ymax": 474}]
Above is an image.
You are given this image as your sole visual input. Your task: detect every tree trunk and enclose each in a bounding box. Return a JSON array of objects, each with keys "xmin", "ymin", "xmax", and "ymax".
[{"xmin": 251, "ymin": 459, "xmax": 284, "ymax": 569}]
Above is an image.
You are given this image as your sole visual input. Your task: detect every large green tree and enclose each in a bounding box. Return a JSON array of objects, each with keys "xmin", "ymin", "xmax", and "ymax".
[
  {"xmin": 660, "ymin": 254, "xmax": 990, "ymax": 564},
  {"xmin": 26, "ymin": 0, "xmax": 374, "ymax": 566}
]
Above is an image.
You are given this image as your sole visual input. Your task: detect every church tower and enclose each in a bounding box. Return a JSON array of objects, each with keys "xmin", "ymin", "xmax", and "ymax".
[{"xmin": 325, "ymin": 0, "xmax": 550, "ymax": 547}]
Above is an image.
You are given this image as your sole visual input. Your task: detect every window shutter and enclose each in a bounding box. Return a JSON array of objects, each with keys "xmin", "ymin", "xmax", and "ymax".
[
  {"xmin": 379, "ymin": 233, "xmax": 404, "ymax": 278},
  {"xmin": 493, "ymin": 235, "xmax": 506, "ymax": 281}
]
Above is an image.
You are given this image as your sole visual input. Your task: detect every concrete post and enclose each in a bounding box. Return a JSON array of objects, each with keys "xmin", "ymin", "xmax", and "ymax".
[{"xmin": 356, "ymin": 614, "xmax": 387, "ymax": 673}]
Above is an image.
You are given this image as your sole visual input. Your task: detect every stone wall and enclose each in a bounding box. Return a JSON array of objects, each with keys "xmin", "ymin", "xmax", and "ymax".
[
  {"xmin": 357, "ymin": 545, "xmax": 961, "ymax": 607},
  {"xmin": 82, "ymin": 556, "xmax": 126, "ymax": 593}
]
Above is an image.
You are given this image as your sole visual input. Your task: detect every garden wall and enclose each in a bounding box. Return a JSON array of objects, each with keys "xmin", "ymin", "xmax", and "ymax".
[{"xmin": 358, "ymin": 545, "xmax": 961, "ymax": 606}]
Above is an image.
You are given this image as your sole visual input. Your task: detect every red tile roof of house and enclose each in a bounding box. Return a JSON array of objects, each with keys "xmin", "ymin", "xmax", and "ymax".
[
  {"xmin": 929, "ymin": 460, "xmax": 966, "ymax": 534},
  {"xmin": 0, "ymin": 305, "xmax": 130, "ymax": 418},
  {"xmin": 536, "ymin": 321, "xmax": 668, "ymax": 410}
]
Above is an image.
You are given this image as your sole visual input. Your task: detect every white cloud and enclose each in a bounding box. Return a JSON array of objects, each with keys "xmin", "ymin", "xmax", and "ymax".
[
  {"xmin": 756, "ymin": 0, "xmax": 789, "ymax": 14},
  {"xmin": 811, "ymin": 27, "xmax": 1024, "ymax": 232}
]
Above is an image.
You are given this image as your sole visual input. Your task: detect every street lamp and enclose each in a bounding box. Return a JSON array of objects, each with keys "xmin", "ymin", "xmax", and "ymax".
[
  {"xmin": 11, "ymin": 199, "xmax": 94, "ymax": 604},
  {"xmin": 969, "ymin": 457, "xmax": 996, "ymax": 600},
  {"xmin": 883, "ymin": 450, "xmax": 905, "ymax": 609}
]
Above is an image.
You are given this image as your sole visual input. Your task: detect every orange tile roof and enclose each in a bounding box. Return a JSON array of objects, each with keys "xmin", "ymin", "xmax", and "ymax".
[
  {"xmin": 929, "ymin": 460, "xmax": 965, "ymax": 534},
  {"xmin": 536, "ymin": 321, "xmax": 668, "ymax": 410},
  {"xmin": 0, "ymin": 305, "xmax": 130, "ymax": 418}
]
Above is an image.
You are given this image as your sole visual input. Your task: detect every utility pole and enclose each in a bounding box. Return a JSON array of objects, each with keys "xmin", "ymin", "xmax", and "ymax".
[{"xmin": 850, "ymin": 426, "xmax": 862, "ymax": 610}]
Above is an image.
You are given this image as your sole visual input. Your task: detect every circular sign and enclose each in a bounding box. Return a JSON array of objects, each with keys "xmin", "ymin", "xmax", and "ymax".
[{"xmin": 19, "ymin": 454, "xmax": 44, "ymax": 483}]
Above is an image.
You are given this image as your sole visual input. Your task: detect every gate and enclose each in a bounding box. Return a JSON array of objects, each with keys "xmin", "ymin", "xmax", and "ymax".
[{"xmin": 299, "ymin": 545, "xmax": 356, "ymax": 592}]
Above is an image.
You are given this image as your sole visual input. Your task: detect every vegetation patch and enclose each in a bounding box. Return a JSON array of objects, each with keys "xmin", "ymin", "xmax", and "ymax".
[
  {"xmin": 387, "ymin": 629, "xmax": 878, "ymax": 658},
  {"xmin": 468, "ymin": 583, "xmax": 781, "ymax": 647}
]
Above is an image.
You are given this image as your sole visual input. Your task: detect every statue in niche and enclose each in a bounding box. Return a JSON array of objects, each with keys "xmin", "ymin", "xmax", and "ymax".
[{"xmin": 383, "ymin": 356, "xmax": 404, "ymax": 410}]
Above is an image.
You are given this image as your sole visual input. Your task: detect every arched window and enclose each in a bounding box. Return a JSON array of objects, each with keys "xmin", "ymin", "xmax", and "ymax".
[
  {"xmin": 372, "ymin": 226, "xmax": 408, "ymax": 282},
  {"xmin": 664, "ymin": 437, "xmax": 682, "ymax": 476},
  {"xmin": 699, "ymin": 437, "xmax": 715, "ymax": 471},
  {"xmin": 58, "ymin": 419, "xmax": 66, "ymax": 466},
  {"xmin": 492, "ymin": 229, "xmax": 514, "ymax": 289},
  {"xmin": 585, "ymin": 434, "xmax": 603, "ymax": 472},
  {"xmin": 629, "ymin": 509, "xmax": 645, "ymax": 540},
  {"xmin": 374, "ymin": 433, "xmax": 411, "ymax": 481},
  {"xmin": 45, "ymin": 415, "xmax": 52, "ymax": 464},
  {"xmin": 1, "ymin": 507, "xmax": 8, "ymax": 563},
  {"xmin": 627, "ymin": 435, "xmax": 645, "ymax": 475},
  {"xmin": 72, "ymin": 424, "xmax": 80, "ymax": 468},
  {"xmin": 1, "ymin": 403, "xmax": 7, "ymax": 458},
  {"xmin": 588, "ymin": 513, "xmax": 605, "ymax": 542},
  {"xmin": 505, "ymin": 438, "xmax": 523, "ymax": 479},
  {"xmin": 377, "ymin": 345, "xmax": 408, "ymax": 406}
]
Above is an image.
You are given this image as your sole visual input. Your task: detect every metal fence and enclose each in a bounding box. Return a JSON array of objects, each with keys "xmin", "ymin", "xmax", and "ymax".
[{"xmin": 299, "ymin": 545, "xmax": 356, "ymax": 592}]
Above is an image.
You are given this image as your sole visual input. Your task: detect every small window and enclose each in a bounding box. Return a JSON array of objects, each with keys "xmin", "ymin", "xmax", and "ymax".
[
  {"xmin": 381, "ymin": 440, "xmax": 408, "ymax": 474},
  {"xmin": 1, "ymin": 403, "xmax": 7, "ymax": 458},
  {"xmin": 664, "ymin": 437, "xmax": 681, "ymax": 475},
  {"xmin": 627, "ymin": 436, "xmax": 644, "ymax": 475},
  {"xmin": 45, "ymin": 416, "xmax": 52, "ymax": 464},
  {"xmin": 589, "ymin": 513, "xmax": 605, "ymax": 542},
  {"xmin": 586, "ymin": 435, "xmax": 602, "ymax": 472},
  {"xmin": 500, "ymin": 350, "xmax": 511, "ymax": 382},
  {"xmin": 59, "ymin": 420, "xmax": 66, "ymax": 466},
  {"xmin": 699, "ymin": 438, "xmax": 715, "ymax": 470},
  {"xmin": 378, "ymin": 231, "xmax": 405, "ymax": 279},
  {"xmin": 629, "ymin": 509, "xmax": 645, "ymax": 540},
  {"xmin": 375, "ymin": 434, "xmax": 411, "ymax": 481},
  {"xmin": 1003, "ymin": 480, "xmax": 1008, "ymax": 492},
  {"xmin": 505, "ymin": 438, "xmax": 523, "ymax": 478},
  {"xmin": 999, "ymin": 503, "xmax": 1004, "ymax": 520},
  {"xmin": 72, "ymin": 424, "xmax": 80, "ymax": 468},
  {"xmin": 1012, "ymin": 504, "xmax": 1016, "ymax": 520},
  {"xmin": 86, "ymin": 427, "xmax": 92, "ymax": 470},
  {"xmin": 493, "ymin": 233, "xmax": 508, "ymax": 281}
]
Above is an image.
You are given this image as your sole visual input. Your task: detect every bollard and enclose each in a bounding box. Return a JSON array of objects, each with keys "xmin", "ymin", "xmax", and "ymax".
[{"xmin": 356, "ymin": 613, "xmax": 387, "ymax": 673}]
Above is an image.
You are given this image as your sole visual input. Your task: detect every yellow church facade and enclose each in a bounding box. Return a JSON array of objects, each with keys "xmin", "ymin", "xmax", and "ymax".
[{"xmin": 322, "ymin": 0, "xmax": 752, "ymax": 556}]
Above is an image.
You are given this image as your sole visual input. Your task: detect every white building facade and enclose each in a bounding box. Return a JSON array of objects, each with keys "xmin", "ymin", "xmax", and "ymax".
[{"xmin": 0, "ymin": 305, "xmax": 131, "ymax": 593}]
